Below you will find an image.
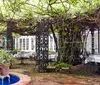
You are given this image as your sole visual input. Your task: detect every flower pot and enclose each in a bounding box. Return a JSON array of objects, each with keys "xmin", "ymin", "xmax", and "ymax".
[{"xmin": 0, "ymin": 64, "xmax": 10, "ymax": 76}]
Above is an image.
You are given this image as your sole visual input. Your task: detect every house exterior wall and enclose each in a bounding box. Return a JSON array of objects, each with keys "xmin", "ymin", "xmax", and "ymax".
[
  {"xmin": 86, "ymin": 31, "xmax": 98, "ymax": 54},
  {"xmin": 14, "ymin": 34, "xmax": 56, "ymax": 52}
]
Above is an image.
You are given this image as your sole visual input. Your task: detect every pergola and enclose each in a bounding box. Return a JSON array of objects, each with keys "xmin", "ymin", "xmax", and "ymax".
[{"xmin": 1, "ymin": 7, "xmax": 100, "ymax": 72}]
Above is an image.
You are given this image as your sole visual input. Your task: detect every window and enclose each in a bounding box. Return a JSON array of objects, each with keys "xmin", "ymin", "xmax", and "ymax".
[
  {"xmin": 26, "ymin": 38, "xmax": 29, "ymax": 50},
  {"xmin": 16, "ymin": 38, "xmax": 18, "ymax": 49},
  {"xmin": 50, "ymin": 36, "xmax": 53, "ymax": 50},
  {"xmin": 31, "ymin": 38, "xmax": 34, "ymax": 50},
  {"xmin": 19, "ymin": 39, "xmax": 22, "ymax": 50},
  {"xmin": 23, "ymin": 39, "xmax": 25, "ymax": 50}
]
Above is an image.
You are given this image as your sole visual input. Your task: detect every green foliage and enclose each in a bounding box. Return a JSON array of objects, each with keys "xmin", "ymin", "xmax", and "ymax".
[
  {"xmin": 49, "ymin": 0, "xmax": 57, "ymax": 5},
  {"xmin": 48, "ymin": 50, "xmax": 55, "ymax": 54},
  {"xmin": 0, "ymin": 0, "xmax": 100, "ymax": 20},
  {"xmin": 9, "ymin": 49, "xmax": 20, "ymax": 55},
  {"xmin": 0, "ymin": 50, "xmax": 13, "ymax": 64},
  {"xmin": 1, "ymin": 0, "xmax": 28, "ymax": 19},
  {"xmin": 68, "ymin": 0, "xmax": 80, "ymax": 6},
  {"xmin": 58, "ymin": 23, "xmax": 83, "ymax": 65},
  {"xmin": 74, "ymin": 25, "xmax": 80, "ymax": 32},
  {"xmin": 54, "ymin": 62, "xmax": 72, "ymax": 69},
  {"xmin": 0, "ymin": 0, "xmax": 100, "ymax": 34}
]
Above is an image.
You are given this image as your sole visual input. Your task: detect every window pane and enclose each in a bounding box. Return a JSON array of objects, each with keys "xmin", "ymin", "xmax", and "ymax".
[
  {"xmin": 26, "ymin": 38, "xmax": 29, "ymax": 50},
  {"xmin": 31, "ymin": 38, "xmax": 34, "ymax": 50},
  {"xmin": 23, "ymin": 39, "xmax": 25, "ymax": 50}
]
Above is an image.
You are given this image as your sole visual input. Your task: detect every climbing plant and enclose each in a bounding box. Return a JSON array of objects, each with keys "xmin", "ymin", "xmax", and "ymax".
[{"xmin": 0, "ymin": 0, "xmax": 99, "ymax": 65}]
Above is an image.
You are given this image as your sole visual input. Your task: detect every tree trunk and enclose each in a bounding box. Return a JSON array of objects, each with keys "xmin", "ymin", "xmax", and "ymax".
[
  {"xmin": 6, "ymin": 21, "xmax": 15, "ymax": 50},
  {"xmin": 49, "ymin": 23, "xmax": 58, "ymax": 52}
]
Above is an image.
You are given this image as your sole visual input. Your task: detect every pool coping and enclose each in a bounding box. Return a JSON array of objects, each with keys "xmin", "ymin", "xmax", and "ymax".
[{"xmin": 10, "ymin": 72, "xmax": 31, "ymax": 85}]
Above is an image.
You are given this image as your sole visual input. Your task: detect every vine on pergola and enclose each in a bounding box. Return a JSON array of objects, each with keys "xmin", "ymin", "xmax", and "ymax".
[{"xmin": 0, "ymin": 0, "xmax": 100, "ymax": 64}]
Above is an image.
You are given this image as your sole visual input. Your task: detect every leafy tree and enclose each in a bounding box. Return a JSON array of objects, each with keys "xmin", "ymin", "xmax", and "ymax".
[{"xmin": 0, "ymin": 0, "xmax": 99, "ymax": 64}]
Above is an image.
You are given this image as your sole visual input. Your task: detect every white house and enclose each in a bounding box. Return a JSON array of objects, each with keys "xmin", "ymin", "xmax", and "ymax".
[
  {"xmin": 14, "ymin": 31, "xmax": 98, "ymax": 54},
  {"xmin": 14, "ymin": 34, "xmax": 57, "ymax": 52},
  {"xmin": 86, "ymin": 31, "xmax": 98, "ymax": 54}
]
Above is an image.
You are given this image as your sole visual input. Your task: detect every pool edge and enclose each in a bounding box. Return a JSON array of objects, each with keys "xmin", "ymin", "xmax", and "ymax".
[{"xmin": 10, "ymin": 72, "xmax": 31, "ymax": 85}]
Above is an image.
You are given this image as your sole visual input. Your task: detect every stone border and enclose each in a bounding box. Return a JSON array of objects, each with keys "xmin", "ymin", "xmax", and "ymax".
[{"xmin": 10, "ymin": 72, "xmax": 31, "ymax": 85}]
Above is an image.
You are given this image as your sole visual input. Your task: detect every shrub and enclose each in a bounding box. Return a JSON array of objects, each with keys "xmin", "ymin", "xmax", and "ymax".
[
  {"xmin": 55, "ymin": 62, "xmax": 72, "ymax": 69},
  {"xmin": 9, "ymin": 49, "xmax": 20, "ymax": 55},
  {"xmin": 0, "ymin": 50, "xmax": 13, "ymax": 64}
]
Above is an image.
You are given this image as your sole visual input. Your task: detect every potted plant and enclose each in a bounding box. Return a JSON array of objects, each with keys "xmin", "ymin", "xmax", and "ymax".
[{"xmin": 0, "ymin": 50, "xmax": 12, "ymax": 76}]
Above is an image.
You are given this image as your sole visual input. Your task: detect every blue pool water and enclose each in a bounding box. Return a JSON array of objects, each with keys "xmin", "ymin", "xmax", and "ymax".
[{"xmin": 0, "ymin": 75, "xmax": 20, "ymax": 85}]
